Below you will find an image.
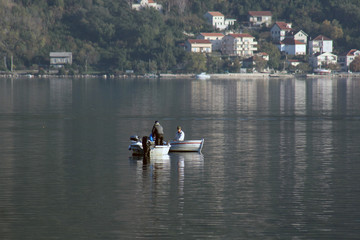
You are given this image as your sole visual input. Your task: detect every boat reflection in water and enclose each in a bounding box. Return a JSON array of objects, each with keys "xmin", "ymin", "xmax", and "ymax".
[
  {"xmin": 128, "ymin": 152, "xmax": 204, "ymax": 188},
  {"xmin": 174, "ymin": 153, "xmax": 204, "ymax": 198},
  {"xmin": 170, "ymin": 152, "xmax": 204, "ymax": 169}
]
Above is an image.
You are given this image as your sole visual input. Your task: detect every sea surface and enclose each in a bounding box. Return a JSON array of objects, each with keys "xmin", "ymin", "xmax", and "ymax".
[{"xmin": 0, "ymin": 76, "xmax": 360, "ymax": 239}]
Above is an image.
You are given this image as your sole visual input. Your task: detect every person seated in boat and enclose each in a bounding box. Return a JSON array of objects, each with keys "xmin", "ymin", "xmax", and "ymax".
[
  {"xmin": 174, "ymin": 126, "xmax": 185, "ymax": 141},
  {"xmin": 152, "ymin": 121, "xmax": 164, "ymax": 145}
]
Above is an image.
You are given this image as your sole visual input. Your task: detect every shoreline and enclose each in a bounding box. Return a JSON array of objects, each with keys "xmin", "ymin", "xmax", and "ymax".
[{"xmin": 1, "ymin": 71, "xmax": 360, "ymax": 79}]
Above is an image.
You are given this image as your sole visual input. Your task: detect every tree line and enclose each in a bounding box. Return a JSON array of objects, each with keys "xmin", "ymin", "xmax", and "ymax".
[{"xmin": 0, "ymin": 0, "xmax": 360, "ymax": 74}]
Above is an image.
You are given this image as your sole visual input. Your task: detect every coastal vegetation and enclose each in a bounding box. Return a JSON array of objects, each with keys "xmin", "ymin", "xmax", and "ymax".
[{"xmin": 1, "ymin": 0, "xmax": 360, "ymax": 74}]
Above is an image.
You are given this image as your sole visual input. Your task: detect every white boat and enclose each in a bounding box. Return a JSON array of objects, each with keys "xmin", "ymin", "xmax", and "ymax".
[
  {"xmin": 314, "ymin": 68, "xmax": 331, "ymax": 75},
  {"xmin": 128, "ymin": 135, "xmax": 170, "ymax": 157},
  {"xmin": 196, "ymin": 72, "xmax": 210, "ymax": 80},
  {"xmin": 169, "ymin": 139, "xmax": 204, "ymax": 152}
]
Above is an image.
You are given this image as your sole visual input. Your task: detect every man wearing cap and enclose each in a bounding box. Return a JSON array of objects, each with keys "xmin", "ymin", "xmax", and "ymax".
[
  {"xmin": 174, "ymin": 126, "xmax": 185, "ymax": 141},
  {"xmin": 152, "ymin": 121, "xmax": 164, "ymax": 145}
]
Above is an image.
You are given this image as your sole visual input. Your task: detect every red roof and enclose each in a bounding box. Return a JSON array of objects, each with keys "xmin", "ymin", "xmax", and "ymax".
[
  {"xmin": 187, "ymin": 39, "xmax": 211, "ymax": 44},
  {"xmin": 339, "ymin": 49, "xmax": 359, "ymax": 56},
  {"xmin": 313, "ymin": 35, "xmax": 331, "ymax": 41},
  {"xmin": 248, "ymin": 11, "xmax": 272, "ymax": 16},
  {"xmin": 274, "ymin": 22, "xmax": 292, "ymax": 30},
  {"xmin": 228, "ymin": 33, "xmax": 254, "ymax": 38},
  {"xmin": 207, "ymin": 11, "xmax": 224, "ymax": 17},
  {"xmin": 200, "ymin": 33, "xmax": 225, "ymax": 37},
  {"xmin": 280, "ymin": 38, "xmax": 305, "ymax": 45},
  {"xmin": 148, "ymin": 0, "xmax": 155, "ymax": 3}
]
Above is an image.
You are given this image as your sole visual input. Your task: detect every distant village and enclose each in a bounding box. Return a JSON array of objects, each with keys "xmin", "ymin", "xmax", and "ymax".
[
  {"xmin": 128, "ymin": 0, "xmax": 360, "ymax": 74},
  {"xmin": 186, "ymin": 10, "xmax": 360, "ymax": 74},
  {"xmin": 45, "ymin": 0, "xmax": 359, "ymax": 75}
]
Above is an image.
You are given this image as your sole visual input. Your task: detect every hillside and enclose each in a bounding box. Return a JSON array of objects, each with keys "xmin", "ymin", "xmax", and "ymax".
[{"xmin": 0, "ymin": 0, "xmax": 359, "ymax": 73}]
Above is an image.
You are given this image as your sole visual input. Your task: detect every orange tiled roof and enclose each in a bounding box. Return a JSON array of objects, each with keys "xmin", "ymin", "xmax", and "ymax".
[
  {"xmin": 188, "ymin": 39, "xmax": 212, "ymax": 44},
  {"xmin": 200, "ymin": 33, "xmax": 225, "ymax": 37},
  {"xmin": 207, "ymin": 11, "xmax": 224, "ymax": 17},
  {"xmin": 339, "ymin": 49, "xmax": 359, "ymax": 56},
  {"xmin": 248, "ymin": 11, "xmax": 272, "ymax": 16},
  {"xmin": 228, "ymin": 33, "xmax": 254, "ymax": 38},
  {"xmin": 313, "ymin": 35, "xmax": 331, "ymax": 41},
  {"xmin": 280, "ymin": 38, "xmax": 305, "ymax": 45},
  {"xmin": 274, "ymin": 22, "xmax": 292, "ymax": 30}
]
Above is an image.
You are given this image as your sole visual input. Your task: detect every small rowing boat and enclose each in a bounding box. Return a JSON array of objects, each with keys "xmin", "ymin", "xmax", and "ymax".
[{"xmin": 169, "ymin": 139, "xmax": 204, "ymax": 152}]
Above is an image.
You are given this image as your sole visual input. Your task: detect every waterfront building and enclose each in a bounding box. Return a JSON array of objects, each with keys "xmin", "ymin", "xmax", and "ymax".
[
  {"xmin": 338, "ymin": 49, "xmax": 360, "ymax": 71},
  {"xmin": 197, "ymin": 33, "xmax": 224, "ymax": 51},
  {"xmin": 49, "ymin": 52, "xmax": 72, "ymax": 68},
  {"xmin": 185, "ymin": 39, "xmax": 212, "ymax": 53},
  {"xmin": 309, "ymin": 35, "xmax": 333, "ymax": 55},
  {"xmin": 221, "ymin": 33, "xmax": 257, "ymax": 57}
]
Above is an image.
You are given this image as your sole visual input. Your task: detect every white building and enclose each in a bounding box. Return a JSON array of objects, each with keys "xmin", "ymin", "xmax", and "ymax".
[
  {"xmin": 50, "ymin": 52, "xmax": 72, "ymax": 68},
  {"xmin": 221, "ymin": 33, "xmax": 257, "ymax": 57},
  {"xmin": 277, "ymin": 38, "xmax": 306, "ymax": 55},
  {"xmin": 286, "ymin": 30, "xmax": 308, "ymax": 44},
  {"xmin": 204, "ymin": 11, "xmax": 236, "ymax": 30},
  {"xmin": 270, "ymin": 22, "xmax": 292, "ymax": 42},
  {"xmin": 132, "ymin": 0, "xmax": 162, "ymax": 11},
  {"xmin": 309, "ymin": 35, "xmax": 333, "ymax": 55},
  {"xmin": 248, "ymin": 11, "xmax": 272, "ymax": 27},
  {"xmin": 338, "ymin": 49, "xmax": 360, "ymax": 71},
  {"xmin": 197, "ymin": 33, "xmax": 224, "ymax": 51},
  {"xmin": 309, "ymin": 52, "xmax": 337, "ymax": 68},
  {"xmin": 185, "ymin": 39, "xmax": 212, "ymax": 53}
]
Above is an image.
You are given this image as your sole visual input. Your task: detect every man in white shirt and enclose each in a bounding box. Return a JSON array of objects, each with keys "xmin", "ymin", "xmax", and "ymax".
[{"xmin": 174, "ymin": 126, "xmax": 185, "ymax": 141}]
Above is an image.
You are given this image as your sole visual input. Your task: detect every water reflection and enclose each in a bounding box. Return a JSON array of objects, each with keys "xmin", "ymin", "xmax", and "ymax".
[{"xmin": 2, "ymin": 77, "xmax": 360, "ymax": 239}]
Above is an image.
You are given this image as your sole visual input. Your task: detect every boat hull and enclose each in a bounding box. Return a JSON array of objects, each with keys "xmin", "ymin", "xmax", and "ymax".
[
  {"xmin": 169, "ymin": 139, "xmax": 204, "ymax": 152},
  {"xmin": 129, "ymin": 141, "xmax": 170, "ymax": 157},
  {"xmin": 196, "ymin": 73, "xmax": 210, "ymax": 80}
]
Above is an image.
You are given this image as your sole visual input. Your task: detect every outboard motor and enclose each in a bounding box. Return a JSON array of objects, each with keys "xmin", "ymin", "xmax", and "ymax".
[
  {"xmin": 142, "ymin": 136, "xmax": 150, "ymax": 158},
  {"xmin": 130, "ymin": 135, "xmax": 140, "ymax": 142}
]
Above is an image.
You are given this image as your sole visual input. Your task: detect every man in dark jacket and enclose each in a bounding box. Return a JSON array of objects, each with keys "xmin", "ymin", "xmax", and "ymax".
[{"xmin": 152, "ymin": 121, "xmax": 164, "ymax": 145}]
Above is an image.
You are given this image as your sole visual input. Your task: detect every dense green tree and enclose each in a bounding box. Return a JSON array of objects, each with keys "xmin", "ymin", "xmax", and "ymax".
[
  {"xmin": 296, "ymin": 62, "xmax": 311, "ymax": 73},
  {"xmin": 1, "ymin": 0, "xmax": 360, "ymax": 73},
  {"xmin": 259, "ymin": 42, "xmax": 281, "ymax": 70},
  {"xmin": 349, "ymin": 56, "xmax": 360, "ymax": 72},
  {"xmin": 184, "ymin": 53, "xmax": 207, "ymax": 73},
  {"xmin": 206, "ymin": 55, "xmax": 223, "ymax": 73}
]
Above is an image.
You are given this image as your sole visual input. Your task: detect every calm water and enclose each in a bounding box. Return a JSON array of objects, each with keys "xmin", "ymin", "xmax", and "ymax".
[{"xmin": 0, "ymin": 77, "xmax": 360, "ymax": 239}]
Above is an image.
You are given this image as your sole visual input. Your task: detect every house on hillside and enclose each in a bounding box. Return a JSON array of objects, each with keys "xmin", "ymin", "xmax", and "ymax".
[
  {"xmin": 256, "ymin": 52, "xmax": 269, "ymax": 61},
  {"xmin": 286, "ymin": 30, "xmax": 308, "ymax": 44},
  {"xmin": 276, "ymin": 38, "xmax": 306, "ymax": 55},
  {"xmin": 309, "ymin": 35, "xmax": 333, "ymax": 55},
  {"xmin": 185, "ymin": 39, "xmax": 212, "ymax": 53},
  {"xmin": 248, "ymin": 11, "xmax": 272, "ymax": 27},
  {"xmin": 338, "ymin": 49, "xmax": 360, "ymax": 71},
  {"xmin": 197, "ymin": 33, "xmax": 224, "ymax": 51},
  {"xmin": 132, "ymin": 0, "xmax": 162, "ymax": 11},
  {"xmin": 309, "ymin": 52, "xmax": 337, "ymax": 68},
  {"xmin": 204, "ymin": 11, "xmax": 236, "ymax": 30},
  {"xmin": 270, "ymin": 22, "xmax": 292, "ymax": 42},
  {"xmin": 221, "ymin": 33, "xmax": 257, "ymax": 57},
  {"xmin": 50, "ymin": 52, "xmax": 72, "ymax": 68}
]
